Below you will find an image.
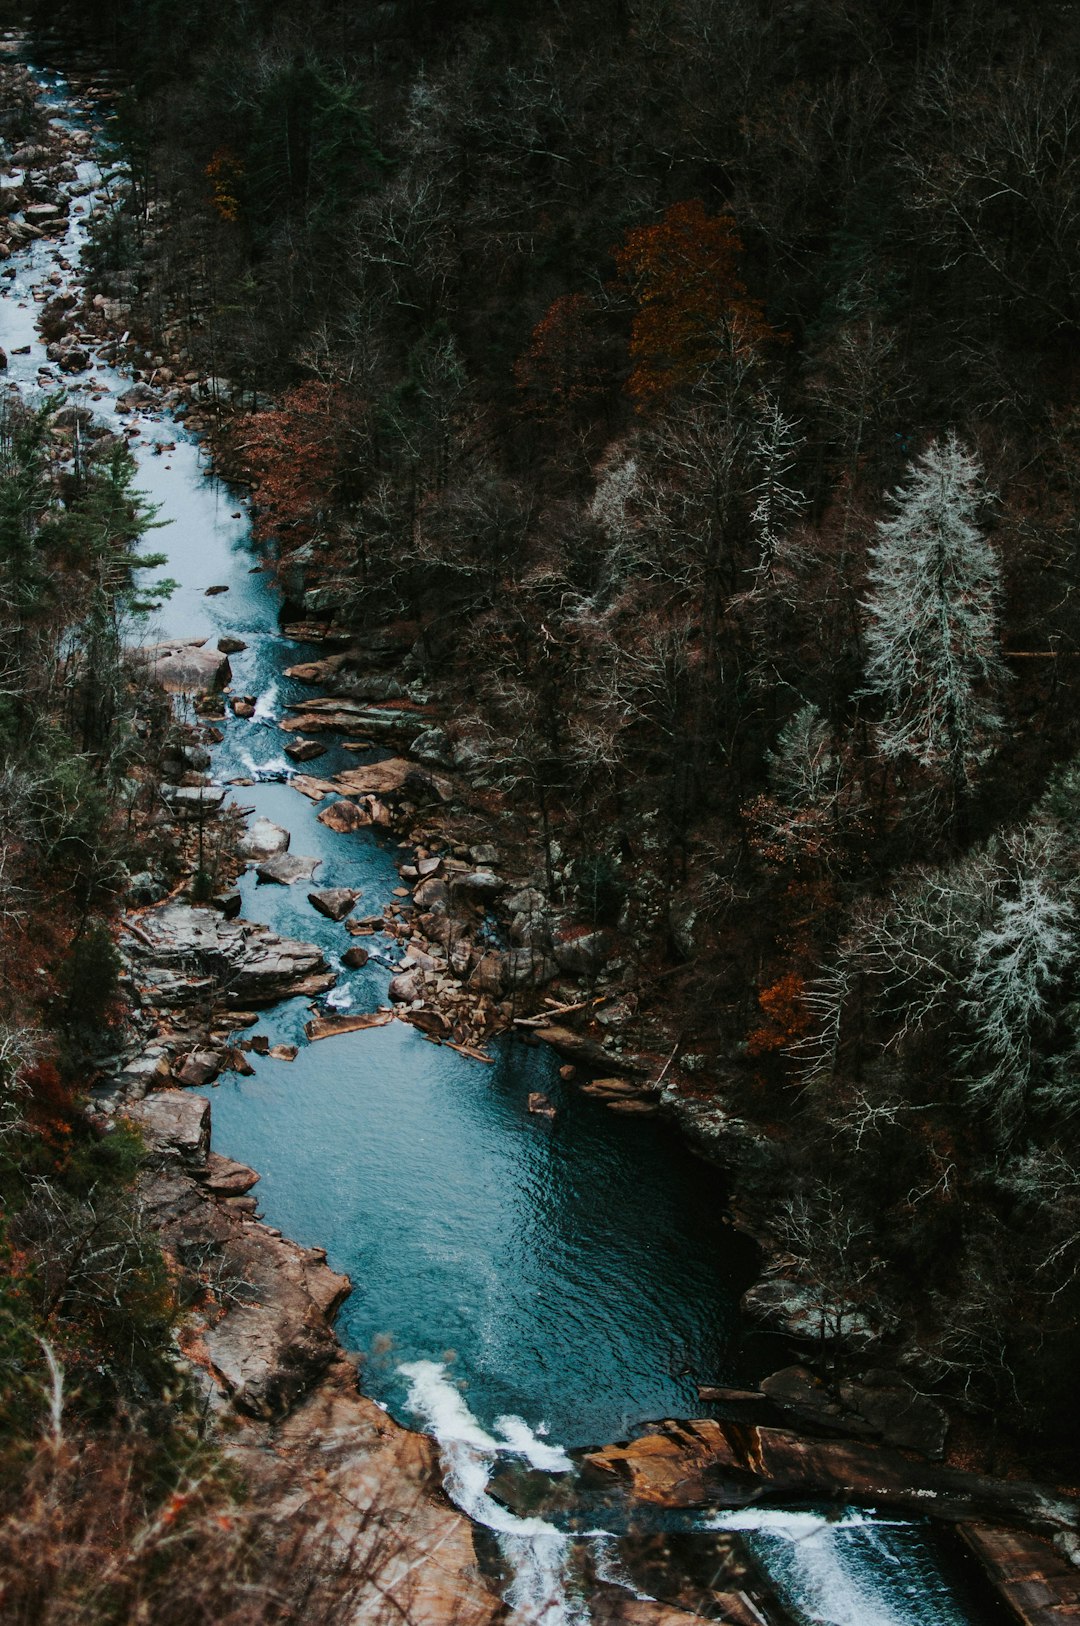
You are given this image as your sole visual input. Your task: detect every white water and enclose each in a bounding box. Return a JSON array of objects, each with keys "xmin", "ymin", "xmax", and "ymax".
[
  {"xmin": 710, "ymin": 1507, "xmax": 970, "ymax": 1626},
  {"xmin": 402, "ymin": 1363, "xmax": 980, "ymax": 1626},
  {"xmin": 0, "ymin": 51, "xmax": 990, "ymax": 1626},
  {"xmin": 400, "ymin": 1360, "xmax": 587, "ymax": 1626}
]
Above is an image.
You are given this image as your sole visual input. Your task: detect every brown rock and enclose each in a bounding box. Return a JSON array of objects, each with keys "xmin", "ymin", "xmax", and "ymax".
[
  {"xmin": 200, "ymin": 1151, "xmax": 260, "ymax": 1197},
  {"xmin": 307, "ymin": 887, "xmax": 360, "ymax": 922},
  {"xmin": 317, "ymin": 799, "xmax": 371, "ymax": 834},
  {"xmin": 342, "ymin": 945, "xmax": 370, "ymax": 969},
  {"xmin": 284, "ymin": 737, "xmax": 326, "ymax": 762}
]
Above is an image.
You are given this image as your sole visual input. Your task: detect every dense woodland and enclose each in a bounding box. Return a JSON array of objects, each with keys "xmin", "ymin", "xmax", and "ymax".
[{"xmin": 4, "ymin": 0, "xmax": 1080, "ymax": 1586}]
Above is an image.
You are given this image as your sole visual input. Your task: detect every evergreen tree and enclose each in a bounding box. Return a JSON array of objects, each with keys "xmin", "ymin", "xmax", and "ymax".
[{"xmin": 863, "ymin": 433, "xmax": 1005, "ymax": 801}]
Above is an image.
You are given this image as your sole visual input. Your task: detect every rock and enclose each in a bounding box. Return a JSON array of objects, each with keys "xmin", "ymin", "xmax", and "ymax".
[
  {"xmin": 528, "ymin": 1092, "xmax": 556, "ymax": 1117},
  {"xmin": 448, "ymin": 869, "xmax": 504, "ymax": 902},
  {"xmin": 389, "ymin": 970, "xmax": 423, "ymax": 1003},
  {"xmin": 668, "ymin": 893, "xmax": 705, "ymax": 961},
  {"xmin": 284, "ymin": 737, "xmax": 326, "ymax": 763},
  {"xmin": 121, "ymin": 905, "xmax": 334, "ymax": 1008},
  {"xmin": 469, "ymin": 951, "xmax": 506, "ymax": 996},
  {"xmin": 175, "ymin": 1048, "xmax": 224, "ymax": 1087},
  {"xmin": 125, "ymin": 1090, "xmax": 210, "ymax": 1166},
  {"xmin": 470, "ymin": 844, "xmax": 499, "ymax": 866},
  {"xmin": 342, "ymin": 945, "xmax": 370, "ymax": 970},
  {"xmin": 256, "ymin": 853, "xmax": 321, "ymax": 886},
  {"xmin": 161, "ymin": 784, "xmax": 227, "ymax": 817},
  {"xmin": 553, "ymin": 927, "xmax": 613, "ymax": 976},
  {"xmin": 533, "ymin": 1023, "xmax": 646, "ymax": 1072},
  {"xmin": 417, "ymin": 855, "xmax": 443, "ymax": 878},
  {"xmin": 958, "ymin": 1526, "xmax": 1080, "ymax": 1626},
  {"xmin": 221, "ymin": 1045, "xmax": 255, "ymax": 1075},
  {"xmin": 237, "ymin": 817, "xmax": 290, "ymax": 861},
  {"xmin": 205, "ymin": 583, "xmax": 229, "ymax": 595},
  {"xmin": 135, "ymin": 638, "xmax": 231, "ymax": 695},
  {"xmin": 0, "ymin": 346, "xmax": 6, "ymax": 370},
  {"xmin": 181, "ymin": 743, "xmax": 212, "ymax": 772},
  {"xmin": 199, "ymin": 1151, "xmax": 259, "ymax": 1197},
  {"xmin": 741, "ymin": 1275, "xmax": 888, "ymax": 1351},
  {"xmin": 307, "ymin": 887, "xmax": 359, "ymax": 922},
  {"xmin": 413, "ymin": 875, "xmax": 450, "ymax": 911},
  {"xmin": 223, "ymin": 1358, "xmax": 503, "ymax": 1624},
  {"xmin": 214, "ymin": 890, "xmax": 243, "ymax": 919},
  {"xmin": 449, "ymin": 939, "xmax": 472, "ymax": 977},
  {"xmin": 317, "ymin": 799, "xmax": 371, "ymax": 834},
  {"xmin": 126, "ymin": 870, "xmax": 166, "ymax": 906},
  {"xmin": 269, "ymin": 1043, "xmax": 299, "ymax": 1062},
  {"xmin": 139, "ymin": 1164, "xmax": 346, "ymax": 1418},
  {"xmin": 231, "ymin": 697, "xmax": 256, "ymax": 718},
  {"xmin": 217, "ymin": 635, "xmax": 247, "ymax": 654},
  {"xmin": 409, "ymin": 726, "xmax": 454, "ymax": 767},
  {"xmin": 839, "ymin": 1375, "xmax": 949, "ymax": 1458},
  {"xmin": 116, "ymin": 1051, "xmax": 171, "ymax": 1099}
]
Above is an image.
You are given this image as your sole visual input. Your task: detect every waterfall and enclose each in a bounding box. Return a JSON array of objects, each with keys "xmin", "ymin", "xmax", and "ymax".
[{"xmin": 400, "ymin": 1360, "xmax": 589, "ymax": 1626}]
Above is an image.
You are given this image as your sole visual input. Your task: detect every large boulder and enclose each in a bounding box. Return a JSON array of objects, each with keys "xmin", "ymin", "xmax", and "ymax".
[
  {"xmin": 237, "ymin": 817, "xmax": 290, "ymax": 862},
  {"xmin": 256, "ymin": 853, "xmax": 321, "ymax": 886},
  {"xmin": 741, "ymin": 1275, "xmax": 889, "ymax": 1351},
  {"xmin": 121, "ymin": 905, "xmax": 334, "ymax": 1008},
  {"xmin": 125, "ymin": 1090, "xmax": 210, "ymax": 1166},
  {"xmin": 308, "ymin": 887, "xmax": 359, "ymax": 922},
  {"xmin": 136, "ymin": 639, "xmax": 232, "ymax": 695},
  {"xmin": 553, "ymin": 927, "xmax": 613, "ymax": 977}
]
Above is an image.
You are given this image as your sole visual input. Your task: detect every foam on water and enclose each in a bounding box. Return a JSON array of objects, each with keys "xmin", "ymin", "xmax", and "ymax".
[
  {"xmin": 709, "ymin": 1508, "xmax": 970, "ymax": 1626},
  {"xmin": 400, "ymin": 1360, "xmax": 588, "ymax": 1626}
]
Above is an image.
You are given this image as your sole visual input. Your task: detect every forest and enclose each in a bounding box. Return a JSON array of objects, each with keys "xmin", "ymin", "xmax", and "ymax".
[{"xmin": 4, "ymin": 0, "xmax": 1080, "ymax": 1615}]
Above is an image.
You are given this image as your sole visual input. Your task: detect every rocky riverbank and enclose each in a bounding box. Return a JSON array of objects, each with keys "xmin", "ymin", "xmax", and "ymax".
[{"xmin": 8, "ymin": 34, "xmax": 1079, "ymax": 1625}]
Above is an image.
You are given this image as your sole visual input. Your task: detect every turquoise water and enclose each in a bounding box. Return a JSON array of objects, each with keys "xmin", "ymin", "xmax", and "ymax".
[{"xmin": 0, "ymin": 50, "xmax": 1000, "ymax": 1621}]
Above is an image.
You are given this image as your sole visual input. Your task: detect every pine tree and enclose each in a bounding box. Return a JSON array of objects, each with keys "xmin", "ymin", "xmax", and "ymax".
[{"xmin": 863, "ymin": 433, "xmax": 1005, "ymax": 799}]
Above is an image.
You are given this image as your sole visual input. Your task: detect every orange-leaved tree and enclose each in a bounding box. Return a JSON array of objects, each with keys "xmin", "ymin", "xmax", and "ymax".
[
  {"xmin": 233, "ymin": 382, "xmax": 356, "ymax": 545},
  {"xmin": 614, "ymin": 199, "xmax": 775, "ymax": 406},
  {"xmin": 514, "ymin": 293, "xmax": 613, "ymax": 419}
]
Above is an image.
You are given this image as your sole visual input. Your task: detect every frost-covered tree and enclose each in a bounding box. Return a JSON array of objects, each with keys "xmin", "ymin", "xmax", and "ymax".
[
  {"xmin": 863, "ymin": 433, "xmax": 1006, "ymax": 798},
  {"xmin": 959, "ymin": 866, "xmax": 1076, "ymax": 1142}
]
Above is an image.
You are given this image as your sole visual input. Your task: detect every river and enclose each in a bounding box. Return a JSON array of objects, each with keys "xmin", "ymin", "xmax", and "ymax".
[{"xmin": 0, "ymin": 44, "xmax": 1003, "ymax": 1626}]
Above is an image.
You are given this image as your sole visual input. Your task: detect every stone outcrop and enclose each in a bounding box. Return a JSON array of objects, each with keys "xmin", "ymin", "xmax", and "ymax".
[
  {"xmin": 121, "ymin": 1073, "xmax": 502, "ymax": 1624},
  {"xmin": 135, "ymin": 637, "xmax": 232, "ymax": 694},
  {"xmin": 255, "ymin": 853, "xmax": 322, "ymax": 886},
  {"xmin": 121, "ymin": 904, "xmax": 335, "ymax": 1008},
  {"xmin": 580, "ymin": 1417, "xmax": 1080, "ymax": 1542},
  {"xmin": 308, "ymin": 886, "xmax": 360, "ymax": 922},
  {"xmin": 236, "ymin": 815, "xmax": 290, "ymax": 861}
]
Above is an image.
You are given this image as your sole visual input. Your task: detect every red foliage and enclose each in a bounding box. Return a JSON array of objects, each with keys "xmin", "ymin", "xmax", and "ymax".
[
  {"xmin": 233, "ymin": 383, "xmax": 354, "ymax": 545},
  {"xmin": 746, "ymin": 970, "xmax": 811, "ymax": 1056},
  {"xmin": 614, "ymin": 199, "xmax": 777, "ymax": 405},
  {"xmin": 514, "ymin": 293, "xmax": 612, "ymax": 416},
  {"xmin": 204, "ymin": 148, "xmax": 244, "ymax": 223}
]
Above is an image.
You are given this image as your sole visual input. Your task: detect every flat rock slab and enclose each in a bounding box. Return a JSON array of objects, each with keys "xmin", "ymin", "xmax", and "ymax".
[
  {"xmin": 122, "ymin": 904, "xmax": 334, "ymax": 1008},
  {"xmin": 237, "ymin": 816, "xmax": 290, "ymax": 861},
  {"xmin": 308, "ymin": 887, "xmax": 359, "ymax": 921},
  {"xmin": 256, "ymin": 853, "xmax": 321, "ymax": 886},
  {"xmin": 534, "ymin": 1023, "xmax": 649, "ymax": 1073},
  {"xmin": 125, "ymin": 1090, "xmax": 210, "ymax": 1165},
  {"xmin": 138, "ymin": 1161, "xmax": 347, "ymax": 1418},
  {"xmin": 581, "ymin": 1418, "xmax": 1080, "ymax": 1541},
  {"xmin": 959, "ymin": 1525, "xmax": 1080, "ymax": 1626},
  {"xmin": 225, "ymin": 1358, "xmax": 503, "ymax": 1626},
  {"xmin": 136, "ymin": 638, "xmax": 231, "ymax": 694},
  {"xmin": 334, "ymin": 756, "xmax": 453, "ymax": 801}
]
